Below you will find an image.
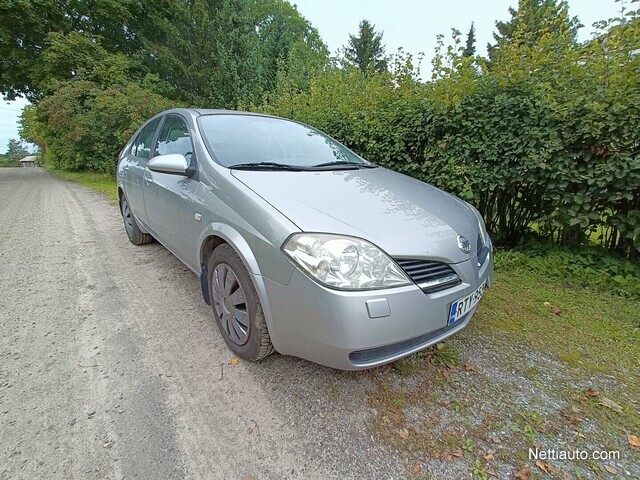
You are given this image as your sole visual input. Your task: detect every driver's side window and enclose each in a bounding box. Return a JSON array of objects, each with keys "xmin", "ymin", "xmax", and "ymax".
[{"xmin": 156, "ymin": 115, "xmax": 193, "ymax": 165}]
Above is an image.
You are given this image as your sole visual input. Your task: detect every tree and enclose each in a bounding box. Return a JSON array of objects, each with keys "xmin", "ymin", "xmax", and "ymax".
[
  {"xmin": 0, "ymin": 0, "xmax": 328, "ymax": 107},
  {"xmin": 20, "ymin": 80, "xmax": 176, "ymax": 172},
  {"xmin": 463, "ymin": 22, "xmax": 476, "ymax": 57},
  {"xmin": 253, "ymin": 0, "xmax": 329, "ymax": 94},
  {"xmin": 4, "ymin": 139, "xmax": 29, "ymax": 162},
  {"xmin": 342, "ymin": 19, "xmax": 388, "ymax": 74},
  {"xmin": 0, "ymin": 0, "xmax": 143, "ymax": 100},
  {"xmin": 487, "ymin": 0, "xmax": 581, "ymax": 63}
]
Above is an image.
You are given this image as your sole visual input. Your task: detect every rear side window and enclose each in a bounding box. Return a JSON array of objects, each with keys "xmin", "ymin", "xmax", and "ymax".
[
  {"xmin": 132, "ymin": 118, "xmax": 161, "ymax": 159},
  {"xmin": 156, "ymin": 115, "xmax": 193, "ymax": 165}
]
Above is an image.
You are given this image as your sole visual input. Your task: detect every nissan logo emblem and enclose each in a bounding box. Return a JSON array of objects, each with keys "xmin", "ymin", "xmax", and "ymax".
[{"xmin": 457, "ymin": 235, "xmax": 472, "ymax": 254}]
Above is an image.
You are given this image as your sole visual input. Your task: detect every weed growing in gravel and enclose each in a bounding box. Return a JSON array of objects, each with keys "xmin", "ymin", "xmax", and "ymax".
[
  {"xmin": 472, "ymin": 459, "xmax": 488, "ymax": 480},
  {"xmin": 415, "ymin": 342, "xmax": 461, "ymax": 368}
]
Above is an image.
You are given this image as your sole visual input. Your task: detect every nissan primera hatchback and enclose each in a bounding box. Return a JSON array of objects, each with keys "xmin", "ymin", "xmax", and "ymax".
[{"xmin": 117, "ymin": 109, "xmax": 493, "ymax": 370}]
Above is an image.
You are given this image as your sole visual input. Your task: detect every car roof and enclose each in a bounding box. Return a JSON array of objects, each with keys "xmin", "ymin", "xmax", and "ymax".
[
  {"xmin": 193, "ymin": 108, "xmax": 250, "ymax": 115},
  {"xmin": 164, "ymin": 108, "xmax": 272, "ymax": 118}
]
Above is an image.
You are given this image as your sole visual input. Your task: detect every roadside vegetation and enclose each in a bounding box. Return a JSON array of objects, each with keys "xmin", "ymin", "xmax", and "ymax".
[
  {"xmin": 47, "ymin": 168, "xmax": 119, "ymax": 201},
  {"xmin": 349, "ymin": 248, "xmax": 640, "ymax": 478},
  {"xmin": 0, "ymin": 139, "xmax": 32, "ymax": 167}
]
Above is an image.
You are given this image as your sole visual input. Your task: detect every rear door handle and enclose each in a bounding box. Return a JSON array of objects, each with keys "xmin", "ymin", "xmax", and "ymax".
[
  {"xmin": 123, "ymin": 165, "xmax": 129, "ymax": 172},
  {"xmin": 144, "ymin": 175, "xmax": 152, "ymax": 186}
]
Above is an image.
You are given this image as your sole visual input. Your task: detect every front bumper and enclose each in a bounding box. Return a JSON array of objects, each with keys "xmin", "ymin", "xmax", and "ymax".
[{"xmin": 262, "ymin": 253, "xmax": 493, "ymax": 370}]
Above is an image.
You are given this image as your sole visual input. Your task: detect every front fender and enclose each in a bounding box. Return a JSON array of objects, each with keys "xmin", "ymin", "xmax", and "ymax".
[
  {"xmin": 197, "ymin": 223, "xmax": 287, "ymax": 352},
  {"xmin": 199, "ymin": 222, "xmax": 265, "ymax": 272}
]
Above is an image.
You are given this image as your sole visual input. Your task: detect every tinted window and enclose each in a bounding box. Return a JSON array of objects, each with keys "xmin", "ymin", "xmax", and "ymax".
[
  {"xmin": 132, "ymin": 118, "xmax": 160, "ymax": 159},
  {"xmin": 156, "ymin": 115, "xmax": 193, "ymax": 165},
  {"xmin": 198, "ymin": 115, "xmax": 368, "ymax": 168}
]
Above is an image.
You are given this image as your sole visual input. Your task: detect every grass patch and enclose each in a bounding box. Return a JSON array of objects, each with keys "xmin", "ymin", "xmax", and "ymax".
[
  {"xmin": 48, "ymin": 168, "xmax": 118, "ymax": 201},
  {"xmin": 364, "ymin": 248, "xmax": 639, "ymax": 477},
  {"xmin": 496, "ymin": 243, "xmax": 640, "ymax": 298},
  {"xmin": 474, "ymin": 251, "xmax": 640, "ymax": 437},
  {"xmin": 477, "ymin": 263, "xmax": 640, "ymax": 387}
]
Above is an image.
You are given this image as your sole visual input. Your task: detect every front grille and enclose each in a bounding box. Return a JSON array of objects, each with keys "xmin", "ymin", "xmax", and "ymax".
[{"xmin": 396, "ymin": 259, "xmax": 461, "ymax": 293}]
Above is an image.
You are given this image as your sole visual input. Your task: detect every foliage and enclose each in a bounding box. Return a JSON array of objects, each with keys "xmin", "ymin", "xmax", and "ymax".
[
  {"xmin": 486, "ymin": 0, "xmax": 581, "ymax": 63},
  {"xmin": 0, "ymin": 139, "xmax": 30, "ymax": 166},
  {"xmin": 0, "ymin": 0, "xmax": 328, "ymax": 106},
  {"xmin": 260, "ymin": 3, "xmax": 640, "ymax": 258},
  {"xmin": 11, "ymin": 0, "xmax": 329, "ymax": 173},
  {"xmin": 494, "ymin": 243, "xmax": 640, "ymax": 298},
  {"xmin": 20, "ymin": 80, "xmax": 176, "ymax": 172},
  {"xmin": 0, "ymin": 0, "xmax": 69, "ymax": 99},
  {"xmin": 462, "ymin": 22, "xmax": 476, "ymax": 58},
  {"xmin": 253, "ymin": 0, "xmax": 329, "ymax": 95},
  {"xmin": 341, "ymin": 19, "xmax": 388, "ymax": 74}
]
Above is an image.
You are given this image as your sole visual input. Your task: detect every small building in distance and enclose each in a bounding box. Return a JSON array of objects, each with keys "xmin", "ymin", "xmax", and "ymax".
[{"xmin": 19, "ymin": 155, "xmax": 37, "ymax": 167}]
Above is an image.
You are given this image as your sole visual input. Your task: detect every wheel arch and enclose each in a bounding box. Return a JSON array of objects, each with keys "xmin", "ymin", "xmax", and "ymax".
[
  {"xmin": 198, "ymin": 225, "xmax": 278, "ymax": 350},
  {"xmin": 198, "ymin": 225, "xmax": 264, "ymax": 304}
]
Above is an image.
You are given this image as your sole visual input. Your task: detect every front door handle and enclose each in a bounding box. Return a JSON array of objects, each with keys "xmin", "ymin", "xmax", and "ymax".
[
  {"xmin": 144, "ymin": 176, "xmax": 152, "ymax": 186},
  {"xmin": 123, "ymin": 165, "xmax": 129, "ymax": 172}
]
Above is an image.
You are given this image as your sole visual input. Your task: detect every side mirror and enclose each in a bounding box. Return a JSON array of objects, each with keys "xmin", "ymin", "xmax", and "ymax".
[{"xmin": 148, "ymin": 154, "xmax": 188, "ymax": 175}]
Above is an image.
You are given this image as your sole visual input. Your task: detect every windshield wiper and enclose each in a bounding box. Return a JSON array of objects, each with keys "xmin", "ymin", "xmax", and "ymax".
[
  {"xmin": 228, "ymin": 162, "xmax": 306, "ymax": 171},
  {"xmin": 311, "ymin": 160, "xmax": 377, "ymax": 170}
]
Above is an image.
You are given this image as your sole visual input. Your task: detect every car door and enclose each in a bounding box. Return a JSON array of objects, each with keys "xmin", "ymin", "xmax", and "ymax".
[
  {"xmin": 122, "ymin": 118, "xmax": 161, "ymax": 228},
  {"xmin": 143, "ymin": 114, "xmax": 200, "ymax": 269}
]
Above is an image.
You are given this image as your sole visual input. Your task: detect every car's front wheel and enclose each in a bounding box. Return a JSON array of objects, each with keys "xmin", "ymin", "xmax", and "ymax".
[
  {"xmin": 208, "ymin": 244, "xmax": 274, "ymax": 361},
  {"xmin": 120, "ymin": 195, "xmax": 153, "ymax": 245}
]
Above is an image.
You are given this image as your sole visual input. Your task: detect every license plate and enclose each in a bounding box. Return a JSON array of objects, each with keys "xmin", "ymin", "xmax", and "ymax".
[{"xmin": 448, "ymin": 281, "xmax": 487, "ymax": 325}]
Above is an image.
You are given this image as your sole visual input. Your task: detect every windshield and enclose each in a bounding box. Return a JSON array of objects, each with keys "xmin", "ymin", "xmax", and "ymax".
[{"xmin": 198, "ymin": 114, "xmax": 373, "ymax": 169}]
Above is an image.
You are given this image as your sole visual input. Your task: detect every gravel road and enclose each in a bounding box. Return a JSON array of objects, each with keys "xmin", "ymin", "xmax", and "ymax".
[{"xmin": 0, "ymin": 168, "xmax": 409, "ymax": 480}]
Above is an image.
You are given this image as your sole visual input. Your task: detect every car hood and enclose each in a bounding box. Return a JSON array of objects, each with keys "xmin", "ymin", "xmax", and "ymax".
[{"xmin": 231, "ymin": 167, "xmax": 479, "ymax": 263}]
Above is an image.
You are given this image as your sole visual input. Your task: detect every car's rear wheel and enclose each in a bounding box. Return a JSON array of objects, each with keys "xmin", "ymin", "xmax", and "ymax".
[
  {"xmin": 208, "ymin": 244, "xmax": 274, "ymax": 361},
  {"xmin": 120, "ymin": 196, "xmax": 153, "ymax": 245}
]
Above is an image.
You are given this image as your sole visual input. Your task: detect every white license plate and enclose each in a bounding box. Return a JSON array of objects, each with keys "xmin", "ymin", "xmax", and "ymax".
[{"xmin": 448, "ymin": 281, "xmax": 487, "ymax": 326}]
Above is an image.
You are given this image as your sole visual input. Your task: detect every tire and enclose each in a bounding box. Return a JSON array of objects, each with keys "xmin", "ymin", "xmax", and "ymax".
[
  {"xmin": 208, "ymin": 244, "xmax": 274, "ymax": 361},
  {"xmin": 120, "ymin": 195, "xmax": 153, "ymax": 245}
]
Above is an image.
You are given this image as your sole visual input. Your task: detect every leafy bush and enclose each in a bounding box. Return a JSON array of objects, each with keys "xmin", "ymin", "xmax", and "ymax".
[
  {"xmin": 0, "ymin": 158, "xmax": 20, "ymax": 167},
  {"xmin": 21, "ymin": 80, "xmax": 176, "ymax": 172},
  {"xmin": 494, "ymin": 244, "xmax": 640, "ymax": 298}
]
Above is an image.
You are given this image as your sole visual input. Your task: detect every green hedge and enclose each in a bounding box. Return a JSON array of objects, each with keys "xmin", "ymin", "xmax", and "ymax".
[{"xmin": 258, "ymin": 20, "xmax": 639, "ymax": 258}]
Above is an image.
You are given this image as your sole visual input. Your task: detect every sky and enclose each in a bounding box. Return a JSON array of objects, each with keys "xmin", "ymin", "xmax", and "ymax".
[
  {"xmin": 0, "ymin": 0, "xmax": 623, "ymax": 154},
  {"xmin": 293, "ymin": 0, "xmax": 622, "ymax": 61}
]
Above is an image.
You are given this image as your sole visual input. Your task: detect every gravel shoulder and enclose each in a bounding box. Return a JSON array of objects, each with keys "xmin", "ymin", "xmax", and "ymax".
[{"xmin": 1, "ymin": 168, "xmax": 637, "ymax": 480}]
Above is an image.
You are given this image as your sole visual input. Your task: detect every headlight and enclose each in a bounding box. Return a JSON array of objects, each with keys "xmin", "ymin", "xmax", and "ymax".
[
  {"xmin": 282, "ymin": 233, "xmax": 411, "ymax": 290},
  {"xmin": 466, "ymin": 203, "xmax": 490, "ymax": 244}
]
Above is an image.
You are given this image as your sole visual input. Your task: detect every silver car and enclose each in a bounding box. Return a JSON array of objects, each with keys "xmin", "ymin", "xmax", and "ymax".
[{"xmin": 117, "ymin": 109, "xmax": 493, "ymax": 370}]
